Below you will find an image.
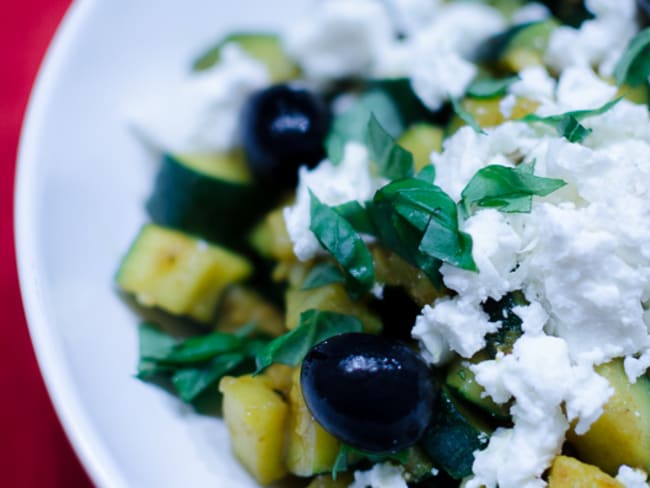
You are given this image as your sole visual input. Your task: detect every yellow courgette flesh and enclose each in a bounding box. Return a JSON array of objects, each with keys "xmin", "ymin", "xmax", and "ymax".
[{"xmin": 548, "ymin": 456, "xmax": 623, "ymax": 487}]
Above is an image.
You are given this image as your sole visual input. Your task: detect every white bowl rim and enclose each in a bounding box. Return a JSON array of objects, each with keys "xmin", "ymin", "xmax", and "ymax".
[{"xmin": 14, "ymin": 2, "xmax": 127, "ymax": 487}]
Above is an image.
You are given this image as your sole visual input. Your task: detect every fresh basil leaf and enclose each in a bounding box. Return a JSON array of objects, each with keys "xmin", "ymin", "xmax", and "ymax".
[
  {"xmin": 557, "ymin": 115, "xmax": 592, "ymax": 143},
  {"xmin": 460, "ymin": 164, "xmax": 566, "ymax": 216},
  {"xmin": 331, "ymin": 443, "xmax": 411, "ymax": 479},
  {"xmin": 255, "ymin": 310, "xmax": 363, "ymax": 372},
  {"xmin": 415, "ymin": 165, "xmax": 436, "ymax": 183},
  {"xmin": 310, "ymin": 191, "xmax": 375, "ymax": 296},
  {"xmin": 467, "ymin": 75, "xmax": 519, "ymax": 99},
  {"xmin": 232, "ymin": 321, "xmax": 259, "ymax": 339},
  {"xmin": 152, "ymin": 332, "xmax": 244, "ymax": 364},
  {"xmin": 614, "ymin": 27, "xmax": 650, "ymax": 87},
  {"xmin": 420, "ymin": 220, "xmax": 477, "ymax": 271},
  {"xmin": 301, "ymin": 262, "xmax": 346, "ymax": 291},
  {"xmin": 375, "ymin": 179, "xmax": 477, "ymax": 271},
  {"xmin": 450, "ymin": 97, "xmax": 486, "ymax": 135},
  {"xmin": 366, "ymin": 114, "xmax": 414, "ymax": 180},
  {"xmin": 334, "ymin": 201, "xmax": 376, "ymax": 235},
  {"xmin": 326, "ymin": 91, "xmax": 403, "ymax": 164},
  {"xmin": 137, "ymin": 323, "xmax": 178, "ymax": 378},
  {"xmin": 172, "ymin": 353, "xmax": 245, "ymax": 402},
  {"xmin": 520, "ymin": 98, "xmax": 622, "ymax": 142}
]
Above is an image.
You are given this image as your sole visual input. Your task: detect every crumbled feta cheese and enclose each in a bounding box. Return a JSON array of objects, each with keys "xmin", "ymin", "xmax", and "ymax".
[
  {"xmin": 545, "ymin": 0, "xmax": 638, "ymax": 77},
  {"xmin": 283, "ymin": 142, "xmax": 386, "ymax": 261},
  {"xmin": 283, "ymin": 0, "xmax": 394, "ymax": 81},
  {"xmin": 617, "ymin": 465, "xmax": 650, "ymax": 488},
  {"xmin": 508, "ymin": 66, "xmax": 555, "ymax": 104},
  {"xmin": 555, "ymin": 66, "xmax": 617, "ymax": 111},
  {"xmin": 408, "ymin": 3, "xmax": 505, "ymax": 110},
  {"xmin": 511, "ymin": 3, "xmax": 551, "ymax": 24},
  {"xmin": 129, "ymin": 44, "xmax": 269, "ymax": 153},
  {"xmin": 351, "ymin": 463, "xmax": 408, "ymax": 488},
  {"xmin": 499, "ymin": 94, "xmax": 517, "ymax": 118},
  {"xmin": 468, "ymin": 335, "xmax": 612, "ymax": 487}
]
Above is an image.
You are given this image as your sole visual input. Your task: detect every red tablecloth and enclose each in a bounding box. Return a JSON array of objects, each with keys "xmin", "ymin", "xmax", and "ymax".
[{"xmin": 2, "ymin": 1, "xmax": 93, "ymax": 486}]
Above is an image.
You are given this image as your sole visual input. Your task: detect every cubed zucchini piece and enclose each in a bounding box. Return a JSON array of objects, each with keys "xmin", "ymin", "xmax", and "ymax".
[
  {"xmin": 445, "ymin": 352, "xmax": 510, "ymax": 421},
  {"xmin": 249, "ymin": 206, "xmax": 296, "ymax": 262},
  {"xmin": 286, "ymin": 368, "xmax": 341, "ymax": 476},
  {"xmin": 500, "ymin": 20, "xmax": 558, "ymax": 72},
  {"xmin": 548, "ymin": 456, "xmax": 623, "ymax": 488},
  {"xmin": 447, "ymin": 96, "xmax": 540, "ymax": 135},
  {"xmin": 372, "ymin": 247, "xmax": 443, "ymax": 307},
  {"xmin": 116, "ymin": 224, "xmax": 252, "ymax": 322},
  {"xmin": 397, "ymin": 123, "xmax": 444, "ymax": 171},
  {"xmin": 215, "ymin": 285, "xmax": 286, "ymax": 337},
  {"xmin": 307, "ymin": 474, "xmax": 354, "ymax": 488},
  {"xmin": 421, "ymin": 388, "xmax": 491, "ymax": 480},
  {"xmin": 193, "ymin": 33, "xmax": 300, "ymax": 82},
  {"xmin": 146, "ymin": 152, "xmax": 263, "ymax": 245},
  {"xmin": 285, "ymin": 284, "xmax": 382, "ymax": 333},
  {"xmin": 567, "ymin": 359, "xmax": 650, "ymax": 475},
  {"xmin": 219, "ymin": 374, "xmax": 289, "ymax": 485}
]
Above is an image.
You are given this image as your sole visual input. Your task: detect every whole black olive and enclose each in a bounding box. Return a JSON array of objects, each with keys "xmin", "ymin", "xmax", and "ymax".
[
  {"xmin": 639, "ymin": 0, "xmax": 650, "ymax": 24},
  {"xmin": 241, "ymin": 84, "xmax": 330, "ymax": 188},
  {"xmin": 300, "ymin": 333, "xmax": 437, "ymax": 453}
]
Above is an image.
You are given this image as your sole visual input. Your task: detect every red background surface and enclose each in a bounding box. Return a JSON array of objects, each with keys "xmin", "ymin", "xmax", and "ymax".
[{"xmin": 1, "ymin": 1, "xmax": 93, "ymax": 486}]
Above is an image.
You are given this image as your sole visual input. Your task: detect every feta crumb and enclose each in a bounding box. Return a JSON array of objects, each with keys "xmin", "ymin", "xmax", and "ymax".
[
  {"xmin": 128, "ymin": 44, "xmax": 269, "ymax": 153},
  {"xmin": 511, "ymin": 3, "xmax": 551, "ymax": 24},
  {"xmin": 283, "ymin": 0, "xmax": 394, "ymax": 81},
  {"xmin": 545, "ymin": 0, "xmax": 638, "ymax": 77},
  {"xmin": 616, "ymin": 465, "xmax": 650, "ymax": 488},
  {"xmin": 468, "ymin": 335, "xmax": 612, "ymax": 487},
  {"xmin": 351, "ymin": 463, "xmax": 408, "ymax": 488},
  {"xmin": 499, "ymin": 94, "xmax": 517, "ymax": 118},
  {"xmin": 283, "ymin": 142, "xmax": 386, "ymax": 261},
  {"xmin": 408, "ymin": 3, "xmax": 505, "ymax": 110},
  {"xmin": 508, "ymin": 66, "xmax": 555, "ymax": 104}
]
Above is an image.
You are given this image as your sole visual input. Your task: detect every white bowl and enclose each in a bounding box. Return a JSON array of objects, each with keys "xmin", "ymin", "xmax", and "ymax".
[{"xmin": 15, "ymin": 1, "xmax": 305, "ymax": 487}]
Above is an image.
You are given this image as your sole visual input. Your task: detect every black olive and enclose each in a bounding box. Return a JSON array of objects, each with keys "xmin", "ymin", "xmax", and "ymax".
[
  {"xmin": 370, "ymin": 286, "xmax": 421, "ymax": 341},
  {"xmin": 241, "ymin": 84, "xmax": 331, "ymax": 188},
  {"xmin": 639, "ymin": 0, "xmax": 650, "ymax": 24},
  {"xmin": 300, "ymin": 333, "xmax": 437, "ymax": 453}
]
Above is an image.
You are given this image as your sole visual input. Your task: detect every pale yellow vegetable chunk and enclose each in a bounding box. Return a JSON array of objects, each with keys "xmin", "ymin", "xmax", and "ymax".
[
  {"xmin": 548, "ymin": 456, "xmax": 623, "ymax": 487},
  {"xmin": 286, "ymin": 368, "xmax": 341, "ymax": 476},
  {"xmin": 219, "ymin": 375, "xmax": 289, "ymax": 485},
  {"xmin": 568, "ymin": 359, "xmax": 650, "ymax": 475}
]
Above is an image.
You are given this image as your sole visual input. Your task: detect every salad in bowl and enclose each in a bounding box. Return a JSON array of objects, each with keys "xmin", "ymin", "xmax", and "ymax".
[{"xmin": 116, "ymin": 0, "xmax": 650, "ymax": 486}]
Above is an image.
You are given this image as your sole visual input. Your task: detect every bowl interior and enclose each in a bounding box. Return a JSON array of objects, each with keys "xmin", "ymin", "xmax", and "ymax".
[{"xmin": 16, "ymin": 1, "xmax": 305, "ymax": 486}]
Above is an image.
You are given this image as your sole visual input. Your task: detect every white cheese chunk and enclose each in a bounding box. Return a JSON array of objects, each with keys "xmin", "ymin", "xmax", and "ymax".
[
  {"xmin": 350, "ymin": 463, "xmax": 408, "ymax": 488},
  {"xmin": 617, "ymin": 465, "xmax": 650, "ymax": 488}
]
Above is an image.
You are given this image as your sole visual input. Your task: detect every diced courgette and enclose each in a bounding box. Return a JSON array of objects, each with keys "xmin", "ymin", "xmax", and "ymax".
[
  {"xmin": 116, "ymin": 224, "xmax": 252, "ymax": 322},
  {"xmin": 420, "ymin": 388, "xmax": 491, "ymax": 480},
  {"xmin": 286, "ymin": 368, "xmax": 341, "ymax": 476},
  {"xmin": 548, "ymin": 456, "xmax": 623, "ymax": 488},
  {"xmin": 397, "ymin": 123, "xmax": 444, "ymax": 171},
  {"xmin": 285, "ymin": 284, "xmax": 382, "ymax": 333},
  {"xmin": 219, "ymin": 374, "xmax": 289, "ymax": 485},
  {"xmin": 193, "ymin": 33, "xmax": 300, "ymax": 82},
  {"xmin": 146, "ymin": 152, "xmax": 262, "ymax": 245},
  {"xmin": 445, "ymin": 352, "xmax": 511, "ymax": 421},
  {"xmin": 249, "ymin": 206, "xmax": 296, "ymax": 262},
  {"xmin": 567, "ymin": 359, "xmax": 650, "ymax": 475},
  {"xmin": 214, "ymin": 285, "xmax": 286, "ymax": 337},
  {"xmin": 447, "ymin": 96, "xmax": 539, "ymax": 134}
]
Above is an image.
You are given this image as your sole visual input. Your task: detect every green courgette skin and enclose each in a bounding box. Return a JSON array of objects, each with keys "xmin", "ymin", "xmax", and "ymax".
[
  {"xmin": 146, "ymin": 155, "xmax": 263, "ymax": 246},
  {"xmin": 421, "ymin": 389, "xmax": 490, "ymax": 480}
]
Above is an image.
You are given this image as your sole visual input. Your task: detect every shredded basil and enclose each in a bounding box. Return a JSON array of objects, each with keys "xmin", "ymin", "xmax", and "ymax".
[
  {"xmin": 614, "ymin": 27, "xmax": 650, "ymax": 88},
  {"xmin": 466, "ymin": 75, "xmax": 519, "ymax": 99},
  {"xmin": 300, "ymin": 262, "xmax": 346, "ymax": 291},
  {"xmin": 520, "ymin": 98, "xmax": 622, "ymax": 142},
  {"xmin": 310, "ymin": 191, "xmax": 375, "ymax": 297},
  {"xmin": 366, "ymin": 114, "xmax": 414, "ymax": 180},
  {"xmin": 255, "ymin": 310, "xmax": 363, "ymax": 373},
  {"xmin": 460, "ymin": 163, "xmax": 567, "ymax": 216},
  {"xmin": 326, "ymin": 91, "xmax": 404, "ymax": 164},
  {"xmin": 450, "ymin": 97, "xmax": 487, "ymax": 135},
  {"xmin": 136, "ymin": 323, "xmax": 264, "ymax": 403},
  {"xmin": 332, "ymin": 443, "xmax": 411, "ymax": 479}
]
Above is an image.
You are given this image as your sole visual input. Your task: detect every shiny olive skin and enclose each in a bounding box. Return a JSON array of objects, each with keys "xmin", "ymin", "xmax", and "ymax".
[
  {"xmin": 300, "ymin": 333, "xmax": 437, "ymax": 453},
  {"xmin": 241, "ymin": 84, "xmax": 330, "ymax": 188}
]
